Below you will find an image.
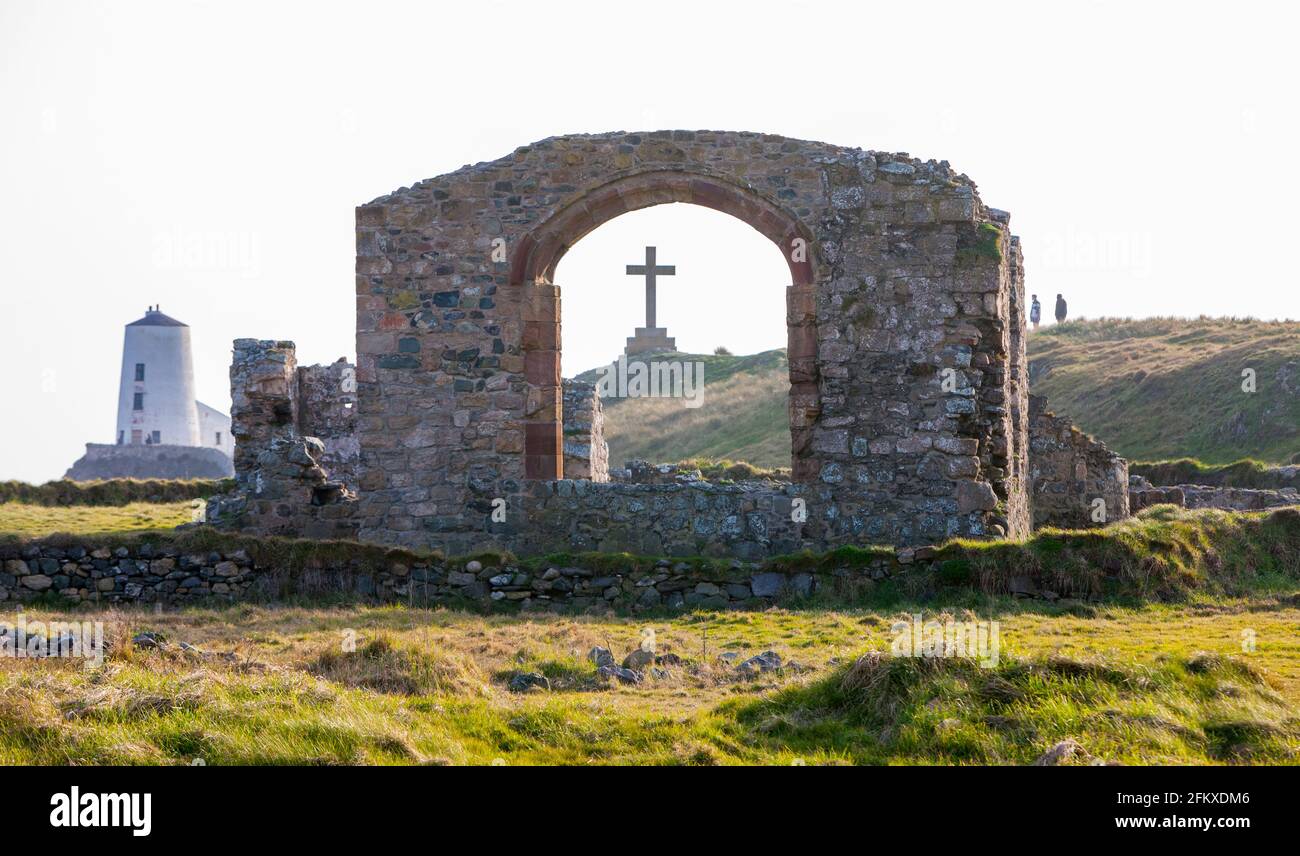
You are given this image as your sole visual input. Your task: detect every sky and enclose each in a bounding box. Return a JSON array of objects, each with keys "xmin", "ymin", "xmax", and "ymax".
[{"xmin": 1, "ymin": 0, "xmax": 1297, "ymax": 483}]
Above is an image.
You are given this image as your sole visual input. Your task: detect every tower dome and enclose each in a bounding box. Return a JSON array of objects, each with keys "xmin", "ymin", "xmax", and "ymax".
[{"xmin": 114, "ymin": 305, "xmax": 200, "ymax": 447}]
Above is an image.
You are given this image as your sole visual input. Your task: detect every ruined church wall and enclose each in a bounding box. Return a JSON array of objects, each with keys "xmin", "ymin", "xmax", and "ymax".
[
  {"xmin": 561, "ymin": 379, "xmax": 608, "ymax": 482},
  {"xmin": 1004, "ymin": 235, "xmax": 1032, "ymax": 537},
  {"xmin": 353, "ymin": 131, "xmax": 1031, "ymax": 553},
  {"xmin": 211, "ymin": 340, "xmax": 360, "ymax": 539},
  {"xmin": 1028, "ymin": 395, "xmax": 1130, "ymax": 528},
  {"xmin": 297, "ymin": 359, "xmax": 360, "ymax": 493}
]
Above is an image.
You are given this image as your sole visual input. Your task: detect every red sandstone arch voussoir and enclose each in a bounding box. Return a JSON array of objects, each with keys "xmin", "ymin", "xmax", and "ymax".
[{"xmin": 510, "ymin": 169, "xmax": 822, "ymax": 288}]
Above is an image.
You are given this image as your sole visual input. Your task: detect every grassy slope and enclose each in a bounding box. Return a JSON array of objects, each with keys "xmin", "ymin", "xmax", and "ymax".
[
  {"xmin": 582, "ymin": 318, "xmax": 1300, "ymax": 468},
  {"xmin": 1030, "ymin": 317, "xmax": 1300, "ymax": 464},
  {"xmin": 575, "ymin": 350, "xmax": 790, "ymax": 469}
]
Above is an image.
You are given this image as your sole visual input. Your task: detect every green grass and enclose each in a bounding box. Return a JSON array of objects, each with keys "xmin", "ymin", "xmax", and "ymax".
[
  {"xmin": 0, "ymin": 478, "xmax": 232, "ymax": 506},
  {"xmin": 2, "ymin": 499, "xmax": 1296, "ymax": 765},
  {"xmin": 576, "ymin": 349, "xmax": 791, "ymax": 469},
  {"xmin": 1030, "ymin": 317, "xmax": 1300, "ymax": 464},
  {"xmin": 0, "ymin": 501, "xmax": 198, "ymax": 537},
  {"xmin": 3, "ymin": 599, "xmax": 1298, "ymax": 765},
  {"xmin": 1131, "ymin": 457, "xmax": 1300, "ymax": 488},
  {"xmin": 663, "ymin": 457, "xmax": 791, "ymax": 481}
]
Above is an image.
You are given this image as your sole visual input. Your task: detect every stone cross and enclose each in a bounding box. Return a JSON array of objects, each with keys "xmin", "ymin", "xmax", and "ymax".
[{"xmin": 626, "ymin": 246, "xmax": 675, "ymax": 329}]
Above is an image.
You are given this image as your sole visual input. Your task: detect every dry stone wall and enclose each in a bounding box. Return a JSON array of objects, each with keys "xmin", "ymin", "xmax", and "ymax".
[
  {"xmin": 1129, "ymin": 478, "xmax": 1299, "ymax": 512},
  {"xmin": 0, "ymin": 536, "xmax": 902, "ymax": 610}
]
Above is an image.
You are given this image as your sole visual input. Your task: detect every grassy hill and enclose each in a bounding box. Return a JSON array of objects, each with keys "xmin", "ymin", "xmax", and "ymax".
[
  {"xmin": 584, "ymin": 318, "xmax": 1300, "ymax": 468},
  {"xmin": 576, "ymin": 349, "xmax": 791, "ymax": 469},
  {"xmin": 1030, "ymin": 317, "xmax": 1300, "ymax": 465}
]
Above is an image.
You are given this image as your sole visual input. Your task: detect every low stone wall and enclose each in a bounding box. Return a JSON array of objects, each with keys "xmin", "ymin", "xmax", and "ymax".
[
  {"xmin": 1128, "ymin": 477, "xmax": 1299, "ymax": 513},
  {"xmin": 0, "ymin": 537, "xmax": 898, "ymax": 610},
  {"xmin": 65, "ymin": 443, "xmax": 233, "ymax": 480},
  {"xmin": 1180, "ymin": 485, "xmax": 1297, "ymax": 511},
  {"xmin": 1130, "ymin": 485, "xmax": 1186, "ymax": 512},
  {"xmin": 1028, "ymin": 395, "xmax": 1129, "ymax": 528},
  {"xmin": 518, "ymin": 480, "xmax": 818, "ymax": 560},
  {"xmin": 560, "ymin": 380, "xmax": 608, "ymax": 482}
]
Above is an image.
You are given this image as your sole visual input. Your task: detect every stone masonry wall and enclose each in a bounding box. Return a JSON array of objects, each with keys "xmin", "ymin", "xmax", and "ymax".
[
  {"xmin": 518, "ymin": 480, "xmax": 807, "ymax": 560},
  {"xmin": 352, "ymin": 131, "xmax": 1030, "ymax": 554},
  {"xmin": 0, "ymin": 537, "xmax": 906, "ymax": 611},
  {"xmin": 65, "ymin": 443, "xmax": 233, "ymax": 480},
  {"xmin": 1028, "ymin": 395, "xmax": 1130, "ymax": 528},
  {"xmin": 560, "ymin": 379, "xmax": 608, "ymax": 482},
  {"xmin": 297, "ymin": 358, "xmax": 360, "ymax": 492},
  {"xmin": 1130, "ymin": 479, "xmax": 1299, "ymax": 513},
  {"xmin": 211, "ymin": 340, "xmax": 359, "ymax": 539}
]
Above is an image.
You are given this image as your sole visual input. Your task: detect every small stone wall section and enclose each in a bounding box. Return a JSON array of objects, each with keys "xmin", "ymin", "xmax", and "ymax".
[
  {"xmin": 1129, "ymin": 477, "xmax": 1299, "ymax": 513},
  {"xmin": 211, "ymin": 340, "xmax": 360, "ymax": 539},
  {"xmin": 519, "ymin": 480, "xmax": 812, "ymax": 560},
  {"xmin": 65, "ymin": 443, "xmax": 233, "ymax": 480},
  {"xmin": 297, "ymin": 358, "xmax": 359, "ymax": 492},
  {"xmin": 561, "ymin": 379, "xmax": 608, "ymax": 482},
  {"xmin": 1028, "ymin": 395, "xmax": 1130, "ymax": 528}
]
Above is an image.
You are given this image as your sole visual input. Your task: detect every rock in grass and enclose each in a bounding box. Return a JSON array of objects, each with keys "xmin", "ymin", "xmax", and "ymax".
[
  {"xmin": 622, "ymin": 648, "xmax": 655, "ymax": 672},
  {"xmin": 736, "ymin": 650, "xmax": 783, "ymax": 676},
  {"xmin": 132, "ymin": 632, "xmax": 167, "ymax": 650},
  {"xmin": 597, "ymin": 665, "xmax": 642, "ymax": 685},
  {"xmin": 587, "ymin": 646, "xmax": 615, "ymax": 668},
  {"xmin": 1032, "ymin": 739, "xmax": 1091, "ymax": 766},
  {"xmin": 507, "ymin": 672, "xmax": 550, "ymax": 693}
]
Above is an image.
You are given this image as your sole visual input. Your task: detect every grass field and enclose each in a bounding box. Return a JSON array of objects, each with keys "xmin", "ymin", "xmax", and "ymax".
[
  {"xmin": 0, "ymin": 500, "xmax": 198, "ymax": 537},
  {"xmin": 2, "ymin": 597, "xmax": 1297, "ymax": 765},
  {"xmin": 2, "ymin": 498, "xmax": 1297, "ymax": 765}
]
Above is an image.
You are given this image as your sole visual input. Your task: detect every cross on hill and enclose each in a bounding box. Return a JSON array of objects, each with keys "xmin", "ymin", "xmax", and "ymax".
[
  {"xmin": 626, "ymin": 245, "xmax": 675, "ymax": 329},
  {"xmin": 623, "ymin": 245, "xmax": 677, "ymax": 354}
]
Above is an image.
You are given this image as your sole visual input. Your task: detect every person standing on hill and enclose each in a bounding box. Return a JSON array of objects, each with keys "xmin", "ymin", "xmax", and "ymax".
[
  {"xmin": 1029, "ymin": 294, "xmax": 1041, "ymax": 330},
  {"xmin": 1055, "ymin": 293, "xmax": 1068, "ymax": 324}
]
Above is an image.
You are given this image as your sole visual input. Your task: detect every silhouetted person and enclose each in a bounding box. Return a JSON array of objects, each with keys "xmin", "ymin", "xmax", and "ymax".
[
  {"xmin": 1055, "ymin": 293, "xmax": 1067, "ymax": 324},
  {"xmin": 1029, "ymin": 294, "xmax": 1041, "ymax": 330}
]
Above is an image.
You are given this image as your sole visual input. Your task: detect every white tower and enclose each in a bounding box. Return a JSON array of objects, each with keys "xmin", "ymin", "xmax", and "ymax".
[{"xmin": 114, "ymin": 306, "xmax": 200, "ymax": 447}]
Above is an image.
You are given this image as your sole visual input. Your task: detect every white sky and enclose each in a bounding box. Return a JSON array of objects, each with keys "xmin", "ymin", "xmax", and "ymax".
[{"xmin": 2, "ymin": 0, "xmax": 1297, "ymax": 483}]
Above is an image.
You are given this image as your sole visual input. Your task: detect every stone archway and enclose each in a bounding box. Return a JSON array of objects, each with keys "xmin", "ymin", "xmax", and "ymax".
[
  {"xmin": 507, "ymin": 169, "xmax": 826, "ymax": 482},
  {"xmin": 354, "ymin": 131, "xmax": 1031, "ymax": 555}
]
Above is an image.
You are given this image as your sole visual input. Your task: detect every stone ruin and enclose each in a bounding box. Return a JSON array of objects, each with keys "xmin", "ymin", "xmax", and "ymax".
[
  {"xmin": 212, "ymin": 130, "xmax": 1139, "ymax": 557},
  {"xmin": 1028, "ymin": 394, "xmax": 1129, "ymax": 528}
]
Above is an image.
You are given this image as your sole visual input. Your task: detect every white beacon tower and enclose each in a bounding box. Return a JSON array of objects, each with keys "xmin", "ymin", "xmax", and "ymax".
[{"xmin": 114, "ymin": 306, "xmax": 201, "ymax": 447}]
